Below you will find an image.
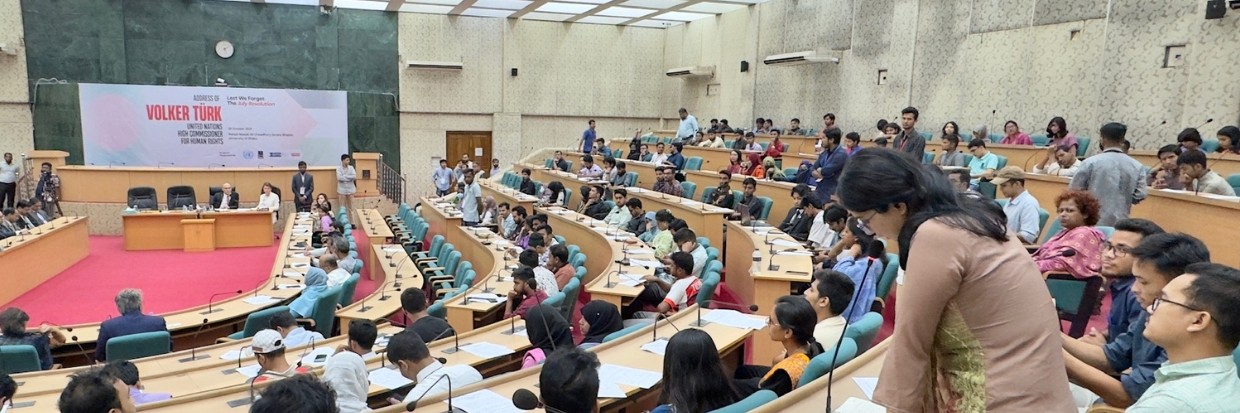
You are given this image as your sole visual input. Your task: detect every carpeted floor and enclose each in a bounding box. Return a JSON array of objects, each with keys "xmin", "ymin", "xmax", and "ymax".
[{"xmin": 4, "ymin": 229, "xmax": 380, "ymax": 326}]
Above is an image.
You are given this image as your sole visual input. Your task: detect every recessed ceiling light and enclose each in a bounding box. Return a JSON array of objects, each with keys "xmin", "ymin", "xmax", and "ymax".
[
  {"xmin": 681, "ymin": 2, "xmax": 748, "ymax": 14},
  {"xmin": 522, "ymin": 12, "xmax": 575, "ymax": 21},
  {"xmin": 597, "ymin": 6, "xmax": 655, "ymax": 18},
  {"xmin": 536, "ymin": 2, "xmax": 598, "ymax": 14},
  {"xmin": 400, "ymin": 4, "xmax": 455, "ymax": 13},
  {"xmin": 577, "ymin": 15, "xmax": 631, "ymax": 25},
  {"xmin": 461, "ymin": 7, "xmax": 516, "ymax": 17},
  {"xmin": 621, "ymin": 0, "xmax": 685, "ymax": 9},
  {"xmin": 656, "ymin": 11, "xmax": 713, "ymax": 21},
  {"xmin": 473, "ymin": 0, "xmax": 532, "ymax": 10}
]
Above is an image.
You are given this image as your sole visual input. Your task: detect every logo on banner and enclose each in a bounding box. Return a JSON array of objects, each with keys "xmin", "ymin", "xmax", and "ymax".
[
  {"xmin": 291, "ymin": 152, "xmax": 302, "ymax": 158},
  {"xmin": 269, "ymin": 152, "xmax": 283, "ymax": 158},
  {"xmin": 243, "ymin": 151, "xmax": 255, "ymax": 160},
  {"xmin": 257, "ymin": 151, "xmax": 265, "ymax": 159}
]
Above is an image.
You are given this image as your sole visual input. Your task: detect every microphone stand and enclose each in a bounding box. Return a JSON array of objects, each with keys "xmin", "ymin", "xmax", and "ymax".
[
  {"xmin": 824, "ymin": 258, "xmax": 875, "ymax": 411},
  {"xmin": 405, "ymin": 373, "xmax": 455, "ymax": 412},
  {"xmin": 178, "ymin": 318, "xmax": 212, "ymax": 362},
  {"xmin": 652, "ymin": 313, "xmax": 682, "ymax": 342},
  {"xmin": 693, "ymin": 300, "xmax": 761, "ymax": 328},
  {"xmin": 201, "ymin": 290, "xmax": 242, "ymax": 315}
]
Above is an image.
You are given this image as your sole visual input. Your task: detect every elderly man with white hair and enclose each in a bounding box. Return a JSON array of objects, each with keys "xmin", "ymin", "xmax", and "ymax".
[{"xmin": 95, "ymin": 289, "xmax": 169, "ymax": 362}]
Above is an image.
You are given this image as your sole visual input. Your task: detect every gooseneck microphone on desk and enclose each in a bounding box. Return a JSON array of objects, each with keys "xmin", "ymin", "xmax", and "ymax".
[
  {"xmin": 824, "ymin": 257, "xmax": 876, "ymax": 411},
  {"xmin": 201, "ymin": 290, "xmax": 243, "ymax": 314},
  {"xmin": 512, "ymin": 388, "xmax": 568, "ymax": 413},
  {"xmin": 405, "ymin": 372, "xmax": 455, "ymax": 412},
  {"xmin": 652, "ymin": 313, "xmax": 682, "ymax": 342},
  {"xmin": 178, "ymin": 318, "xmax": 212, "ymax": 362}
]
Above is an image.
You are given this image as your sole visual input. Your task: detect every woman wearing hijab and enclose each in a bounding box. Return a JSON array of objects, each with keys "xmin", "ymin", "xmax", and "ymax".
[
  {"xmin": 744, "ymin": 153, "xmax": 765, "ymax": 178},
  {"xmin": 578, "ymin": 301, "xmax": 623, "ymax": 349},
  {"xmin": 763, "ymin": 157, "xmax": 785, "ymax": 181},
  {"xmin": 290, "ymin": 267, "xmax": 329, "ymax": 318},
  {"xmin": 522, "ymin": 304, "xmax": 574, "ymax": 369},
  {"xmin": 793, "ymin": 160, "xmax": 815, "ymax": 186}
]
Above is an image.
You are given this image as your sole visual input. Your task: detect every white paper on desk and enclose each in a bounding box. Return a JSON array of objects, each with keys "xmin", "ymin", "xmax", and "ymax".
[
  {"xmin": 243, "ymin": 295, "xmax": 281, "ymax": 306},
  {"xmin": 277, "ymin": 284, "xmax": 303, "ymax": 290},
  {"xmin": 235, "ymin": 364, "xmax": 262, "ymax": 378},
  {"xmin": 618, "ymin": 273, "xmax": 645, "ymax": 287},
  {"xmin": 465, "ymin": 293, "xmax": 503, "ymax": 304},
  {"xmin": 776, "ymin": 250, "xmax": 814, "ymax": 256},
  {"xmin": 627, "ymin": 259, "xmax": 665, "ymax": 269},
  {"xmin": 623, "ymin": 248, "xmax": 653, "ymax": 255},
  {"xmin": 640, "ymin": 339, "xmax": 669, "ymax": 356},
  {"xmin": 282, "ymin": 271, "xmax": 304, "ymax": 278},
  {"xmin": 368, "ymin": 366, "xmax": 413, "ymax": 390},
  {"xmin": 512, "ymin": 328, "xmax": 529, "ymax": 338},
  {"xmin": 167, "ymin": 322, "xmax": 183, "ymax": 328},
  {"xmin": 383, "ymin": 246, "xmax": 403, "ymax": 254},
  {"xmin": 852, "ymin": 377, "xmax": 878, "ymax": 400},
  {"xmin": 835, "ymin": 397, "xmax": 886, "ymax": 413},
  {"xmin": 446, "ymin": 389, "xmax": 523, "ymax": 413},
  {"xmin": 598, "ymin": 364, "xmax": 661, "ymax": 389},
  {"xmin": 702, "ymin": 310, "xmax": 768, "ymax": 330},
  {"xmin": 374, "ymin": 335, "xmax": 391, "ymax": 348},
  {"xmin": 298, "ymin": 347, "xmax": 336, "ymax": 367},
  {"xmin": 611, "ymin": 235, "xmax": 631, "ymax": 242},
  {"xmin": 460, "ymin": 342, "xmax": 514, "ymax": 359},
  {"xmin": 220, "ymin": 348, "xmax": 254, "ymax": 360},
  {"xmin": 597, "ymin": 380, "xmax": 627, "ymax": 399},
  {"xmin": 770, "ymin": 238, "xmax": 802, "ymax": 248}
]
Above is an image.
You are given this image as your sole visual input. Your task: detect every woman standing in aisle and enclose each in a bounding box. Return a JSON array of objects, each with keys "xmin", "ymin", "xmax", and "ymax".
[{"xmin": 337, "ymin": 154, "xmax": 357, "ymax": 217}]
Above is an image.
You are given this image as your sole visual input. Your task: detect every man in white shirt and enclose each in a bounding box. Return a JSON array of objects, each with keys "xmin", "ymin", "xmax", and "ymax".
[
  {"xmin": 459, "ymin": 169, "xmax": 483, "ymax": 226},
  {"xmin": 577, "ymin": 155, "xmax": 604, "ymax": 180},
  {"xmin": 602, "ymin": 189, "xmax": 632, "ymax": 229},
  {"xmin": 1178, "ymin": 149, "xmax": 1237, "ymax": 196},
  {"xmin": 676, "ymin": 108, "xmax": 698, "ymax": 142},
  {"xmin": 992, "ymin": 167, "xmax": 1042, "ymax": 244},
  {"xmin": 323, "ymin": 320, "xmax": 376, "ymax": 413},
  {"xmin": 389, "ymin": 331, "xmax": 482, "ymax": 406},
  {"xmin": 810, "ymin": 204, "xmax": 848, "ymax": 249},
  {"xmin": 0, "ymin": 152, "xmax": 18, "ymax": 209},
  {"xmin": 321, "ymin": 255, "xmax": 352, "ymax": 288},
  {"xmin": 269, "ymin": 310, "xmax": 325, "ymax": 348},
  {"xmin": 648, "ymin": 143, "xmax": 668, "ymax": 166},
  {"xmin": 520, "ymin": 249, "xmax": 559, "ymax": 295},
  {"xmin": 1032, "ymin": 145, "xmax": 1082, "ymax": 177},
  {"xmin": 804, "ymin": 269, "xmax": 854, "ymax": 346}
]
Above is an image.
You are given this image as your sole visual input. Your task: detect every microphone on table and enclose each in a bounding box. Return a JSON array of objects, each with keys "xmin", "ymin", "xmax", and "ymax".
[
  {"xmin": 178, "ymin": 318, "xmax": 212, "ymax": 362},
  {"xmin": 825, "ymin": 257, "xmax": 878, "ymax": 411},
  {"xmin": 296, "ymin": 337, "xmax": 318, "ymax": 367},
  {"xmin": 248, "ymin": 368, "xmax": 267, "ymax": 403},
  {"xmin": 404, "ymin": 373, "xmax": 454, "ymax": 412},
  {"xmin": 378, "ymin": 280, "xmax": 401, "ymax": 302},
  {"xmin": 234, "ymin": 345, "xmax": 251, "ymax": 371},
  {"xmin": 512, "ymin": 388, "xmax": 569, "ymax": 413},
  {"xmin": 496, "ymin": 255, "xmax": 512, "ymax": 282},
  {"xmin": 652, "ymin": 312, "xmax": 682, "ymax": 342},
  {"xmin": 107, "ymin": 162, "xmax": 125, "ymax": 168},
  {"xmin": 202, "ymin": 290, "xmax": 243, "ymax": 314},
  {"xmin": 157, "ymin": 162, "xmax": 175, "ymax": 168},
  {"xmin": 42, "ymin": 322, "xmax": 90, "ymax": 365},
  {"xmin": 428, "ymin": 323, "xmax": 462, "ymax": 354},
  {"xmin": 693, "ymin": 300, "xmax": 760, "ymax": 328}
]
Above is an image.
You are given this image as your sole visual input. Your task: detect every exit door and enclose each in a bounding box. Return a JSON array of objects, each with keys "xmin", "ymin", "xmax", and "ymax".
[{"xmin": 446, "ymin": 131, "xmax": 494, "ymax": 177}]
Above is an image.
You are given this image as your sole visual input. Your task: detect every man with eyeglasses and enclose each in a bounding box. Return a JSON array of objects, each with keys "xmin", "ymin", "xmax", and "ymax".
[
  {"xmin": 1061, "ymin": 233, "xmax": 1210, "ymax": 409},
  {"xmin": 1079, "ymin": 219, "xmax": 1165, "ymax": 346},
  {"xmin": 1126, "ymin": 262, "xmax": 1240, "ymax": 412}
]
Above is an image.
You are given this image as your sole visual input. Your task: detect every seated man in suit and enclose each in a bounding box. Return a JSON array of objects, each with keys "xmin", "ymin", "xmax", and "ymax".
[
  {"xmin": 210, "ymin": 182, "xmax": 240, "ymax": 210},
  {"xmin": 26, "ymin": 198, "xmax": 51, "ymax": 226},
  {"xmin": 788, "ymin": 197, "xmax": 822, "ymax": 242},
  {"xmin": 0, "ymin": 208, "xmax": 24, "ymax": 240},
  {"xmin": 13, "ymin": 200, "xmax": 37, "ymax": 229},
  {"xmin": 96, "ymin": 289, "xmax": 169, "ymax": 362}
]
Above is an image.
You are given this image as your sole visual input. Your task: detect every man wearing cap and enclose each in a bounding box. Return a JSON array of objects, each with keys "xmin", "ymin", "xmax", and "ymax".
[
  {"xmin": 251, "ymin": 329, "xmax": 310, "ymax": 383},
  {"xmin": 993, "ymin": 166, "xmax": 1041, "ymax": 244}
]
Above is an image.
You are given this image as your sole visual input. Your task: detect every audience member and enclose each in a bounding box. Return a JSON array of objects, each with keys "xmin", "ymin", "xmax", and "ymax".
[
  {"xmin": 730, "ymin": 178, "xmax": 763, "ymax": 222},
  {"xmin": 100, "ymin": 360, "xmax": 171, "ymax": 405},
  {"xmin": 634, "ymin": 251, "xmax": 700, "ymax": 317},
  {"xmin": 623, "ymin": 198, "xmax": 648, "ymax": 235},
  {"xmin": 665, "ymin": 143, "xmax": 686, "ymax": 171},
  {"xmin": 1032, "ymin": 144, "xmax": 1082, "ymax": 177},
  {"xmin": 578, "ymin": 185, "xmax": 609, "ymax": 220},
  {"xmin": 1148, "ymin": 145, "xmax": 1184, "ymax": 190},
  {"xmin": 936, "ymin": 134, "xmax": 967, "ymax": 167},
  {"xmin": 256, "ymin": 182, "xmax": 280, "ymax": 222},
  {"xmin": 811, "ymin": 128, "xmax": 846, "ymax": 203},
  {"xmin": 333, "ymin": 238, "xmax": 360, "ymax": 274},
  {"xmin": 804, "ymin": 269, "xmax": 854, "ymax": 347},
  {"xmin": 1177, "ymin": 149, "xmax": 1236, "ymax": 196},
  {"xmin": 522, "ymin": 304, "xmax": 574, "ymax": 369},
  {"xmin": 518, "ymin": 168, "xmax": 537, "ymax": 195},
  {"xmin": 458, "ymin": 168, "xmax": 482, "ymax": 226},
  {"xmin": 828, "ymin": 218, "xmax": 884, "ymax": 322},
  {"xmin": 892, "ymin": 107, "xmax": 925, "ymax": 159},
  {"xmin": 743, "ymin": 153, "xmax": 765, "ymax": 178},
  {"xmin": 1177, "ymin": 127, "xmax": 1203, "ymax": 153},
  {"xmin": 787, "ymin": 196, "xmax": 820, "ymax": 242},
  {"xmin": 1032, "ymin": 190, "xmax": 1104, "ymax": 279},
  {"xmin": 777, "ymin": 184, "xmax": 811, "ymax": 232},
  {"xmin": 57, "ymin": 369, "xmax": 137, "ymax": 413},
  {"xmin": 608, "ymin": 159, "xmax": 627, "ymax": 188},
  {"xmin": 540, "ymin": 348, "xmax": 601, "ymax": 413},
  {"xmin": 999, "ymin": 120, "xmax": 1032, "ymax": 145},
  {"xmin": 1216, "ymin": 125, "xmax": 1240, "ymax": 154},
  {"xmin": 710, "ymin": 170, "xmax": 735, "ymax": 209},
  {"xmin": 581, "ymin": 120, "xmax": 597, "ymax": 154},
  {"xmin": 652, "ymin": 166, "xmax": 684, "ymax": 197},
  {"xmin": 0, "ymin": 208, "xmax": 22, "ymax": 239},
  {"xmin": 552, "ymin": 150, "xmax": 570, "ymax": 172},
  {"xmin": 269, "ymin": 310, "xmax": 325, "ymax": 348},
  {"xmin": 313, "ymin": 193, "xmax": 332, "ymax": 215},
  {"xmin": 96, "ymin": 289, "xmax": 168, "ymax": 362},
  {"xmin": 1046, "ymin": 116, "xmax": 1079, "ymax": 153},
  {"xmin": 321, "ymin": 254, "xmax": 350, "ymax": 288},
  {"xmin": 1126, "ymin": 262, "xmax": 1240, "ymax": 412},
  {"xmin": 820, "ymin": 113, "xmax": 840, "ymax": 137},
  {"xmin": 811, "ymin": 204, "xmax": 848, "ymax": 250},
  {"xmin": 786, "ymin": 117, "xmax": 805, "ymax": 135},
  {"xmin": 0, "ymin": 307, "xmax": 64, "ymax": 370},
  {"xmin": 676, "ymin": 108, "xmax": 699, "ymax": 142},
  {"xmin": 837, "ymin": 148, "xmax": 1074, "ymax": 411},
  {"xmin": 966, "ymin": 138, "xmax": 999, "ymax": 182},
  {"xmin": 946, "ymin": 168, "xmax": 972, "ymax": 193},
  {"xmin": 842, "ymin": 132, "xmax": 862, "ymax": 157},
  {"xmin": 399, "ymin": 288, "xmax": 454, "ymax": 344},
  {"xmin": 546, "ymin": 244, "xmax": 575, "ymax": 291},
  {"xmin": 251, "ymin": 374, "xmax": 338, "ymax": 413},
  {"xmin": 1062, "ymin": 233, "xmax": 1210, "ymax": 408},
  {"xmin": 1084, "ymin": 219, "xmax": 1164, "ymax": 345},
  {"xmin": 1070, "ymin": 122, "xmax": 1147, "ymax": 226},
  {"xmin": 652, "ymin": 329, "xmax": 739, "ymax": 413},
  {"xmin": 541, "ymin": 181, "xmax": 566, "ymax": 207},
  {"xmin": 520, "ymin": 248, "xmax": 559, "ymax": 296},
  {"xmin": 577, "ymin": 155, "xmax": 603, "ymax": 179},
  {"xmin": 251, "ymin": 329, "xmax": 311, "ymax": 383},
  {"xmin": 387, "ymin": 330, "xmax": 482, "ymax": 406},
  {"xmin": 991, "ymin": 166, "xmax": 1040, "ymax": 243},
  {"xmin": 763, "ymin": 157, "xmax": 784, "ymax": 181},
  {"xmin": 0, "ymin": 373, "xmax": 14, "ymax": 409},
  {"xmin": 649, "ymin": 143, "xmax": 668, "ymax": 166},
  {"xmin": 579, "ymin": 300, "xmax": 622, "ymax": 349},
  {"xmin": 27, "ymin": 198, "xmax": 50, "ymax": 225},
  {"xmin": 289, "ymin": 267, "xmax": 328, "ymax": 318},
  {"xmin": 323, "ymin": 320, "xmax": 376, "ymax": 413},
  {"xmin": 0, "ymin": 153, "xmax": 16, "ymax": 209},
  {"xmin": 734, "ymin": 295, "xmax": 824, "ymax": 397},
  {"xmin": 504, "ymin": 267, "xmax": 549, "ymax": 320}
]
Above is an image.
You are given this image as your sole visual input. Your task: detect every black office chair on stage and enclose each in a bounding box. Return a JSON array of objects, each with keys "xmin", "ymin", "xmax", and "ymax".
[
  {"xmin": 127, "ymin": 187, "xmax": 158, "ymax": 210},
  {"xmin": 167, "ymin": 185, "xmax": 197, "ymax": 210}
]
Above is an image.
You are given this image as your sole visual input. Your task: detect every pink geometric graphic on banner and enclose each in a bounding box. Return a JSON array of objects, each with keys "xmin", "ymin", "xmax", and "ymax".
[{"xmin": 83, "ymin": 94, "xmax": 141, "ymax": 152}]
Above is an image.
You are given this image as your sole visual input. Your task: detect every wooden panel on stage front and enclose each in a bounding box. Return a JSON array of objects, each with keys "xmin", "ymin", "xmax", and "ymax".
[
  {"xmin": 0, "ymin": 217, "xmax": 89, "ymax": 304},
  {"xmin": 123, "ymin": 211, "xmax": 272, "ymax": 250},
  {"xmin": 181, "ymin": 219, "xmax": 216, "ymax": 252}
]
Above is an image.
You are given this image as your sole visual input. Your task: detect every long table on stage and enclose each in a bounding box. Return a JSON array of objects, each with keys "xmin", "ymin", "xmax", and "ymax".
[
  {"xmin": 122, "ymin": 210, "xmax": 274, "ymax": 251},
  {"xmin": 0, "ymin": 217, "xmax": 89, "ymax": 305}
]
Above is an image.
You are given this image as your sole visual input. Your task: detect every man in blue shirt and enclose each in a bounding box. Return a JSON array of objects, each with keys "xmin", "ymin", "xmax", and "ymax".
[
  {"xmin": 811, "ymin": 128, "xmax": 846, "ymax": 204},
  {"xmin": 581, "ymin": 120, "xmax": 597, "ymax": 154},
  {"xmin": 675, "ymin": 108, "xmax": 698, "ymax": 143},
  {"xmin": 432, "ymin": 159, "xmax": 455, "ymax": 196},
  {"xmin": 1083, "ymin": 219, "xmax": 1163, "ymax": 345},
  {"xmin": 966, "ymin": 138, "xmax": 999, "ymax": 183},
  {"xmin": 1062, "ymin": 233, "xmax": 1210, "ymax": 408},
  {"xmin": 665, "ymin": 143, "xmax": 685, "ymax": 171},
  {"xmin": 459, "ymin": 169, "xmax": 482, "ymax": 226},
  {"xmin": 991, "ymin": 166, "xmax": 1040, "ymax": 244}
]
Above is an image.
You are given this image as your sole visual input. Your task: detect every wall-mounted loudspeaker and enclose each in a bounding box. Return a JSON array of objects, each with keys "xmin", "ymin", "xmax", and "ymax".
[
  {"xmin": 511, "ymin": 68, "xmax": 518, "ymax": 76},
  {"xmin": 1205, "ymin": 0, "xmax": 1226, "ymax": 19},
  {"xmin": 740, "ymin": 61, "xmax": 749, "ymax": 73}
]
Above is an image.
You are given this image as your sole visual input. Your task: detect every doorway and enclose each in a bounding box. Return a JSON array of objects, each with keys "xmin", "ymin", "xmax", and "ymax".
[{"xmin": 446, "ymin": 131, "xmax": 493, "ymax": 176}]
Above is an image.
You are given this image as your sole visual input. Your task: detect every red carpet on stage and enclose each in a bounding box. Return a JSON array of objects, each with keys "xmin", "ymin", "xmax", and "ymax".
[{"xmin": 4, "ymin": 229, "xmax": 380, "ymax": 326}]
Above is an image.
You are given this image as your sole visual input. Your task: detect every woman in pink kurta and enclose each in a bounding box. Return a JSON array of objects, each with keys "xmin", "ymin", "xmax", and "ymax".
[
  {"xmin": 1032, "ymin": 190, "xmax": 1104, "ymax": 279},
  {"xmin": 837, "ymin": 149, "xmax": 1075, "ymax": 413},
  {"xmin": 1000, "ymin": 120, "xmax": 1032, "ymax": 145}
]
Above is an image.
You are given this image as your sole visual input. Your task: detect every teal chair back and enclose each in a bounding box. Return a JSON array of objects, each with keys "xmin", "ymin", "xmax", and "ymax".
[
  {"xmin": 1075, "ymin": 136, "xmax": 1091, "ymax": 157},
  {"xmin": 988, "ymin": 133, "xmax": 1003, "ymax": 143},
  {"xmin": 1040, "ymin": 219, "xmax": 1064, "ymax": 244},
  {"xmin": 454, "ymin": 261, "xmax": 474, "ymax": 286},
  {"xmin": 1096, "ymin": 226, "xmax": 1115, "ymax": 239},
  {"xmin": 563, "ymin": 188, "xmax": 573, "ymax": 208},
  {"xmin": 918, "ymin": 131, "xmax": 932, "ymax": 141},
  {"xmin": 574, "ymin": 266, "xmax": 587, "ymax": 281},
  {"xmin": 681, "ymin": 181, "xmax": 697, "ymax": 199},
  {"xmin": 731, "ymin": 190, "xmax": 743, "ymax": 208},
  {"xmin": 554, "ymin": 235, "xmax": 566, "ymax": 244},
  {"xmin": 684, "ymin": 156, "xmax": 703, "ymax": 171},
  {"xmin": 799, "ymin": 338, "xmax": 858, "ymax": 383},
  {"xmin": 705, "ymin": 247, "xmax": 719, "ymax": 264},
  {"xmin": 614, "ymin": 149, "xmax": 624, "ymax": 159},
  {"xmin": 543, "ymin": 291, "xmax": 567, "ymax": 309},
  {"xmin": 309, "ymin": 285, "xmax": 345, "ymax": 337},
  {"xmin": 783, "ymin": 167, "xmax": 797, "ymax": 178},
  {"xmin": 700, "ymin": 186, "xmax": 716, "ymax": 203},
  {"xmin": 567, "ymin": 245, "xmax": 581, "ymax": 261},
  {"xmin": 0, "ymin": 345, "xmax": 43, "ymax": 374},
  {"xmin": 1031, "ymin": 134, "xmax": 1050, "ymax": 146},
  {"xmin": 624, "ymin": 171, "xmax": 638, "ymax": 187},
  {"xmin": 442, "ymin": 251, "xmax": 462, "ymax": 276},
  {"xmin": 544, "ymin": 159, "xmax": 554, "ymax": 169},
  {"xmin": 603, "ymin": 323, "xmax": 647, "ymax": 342},
  {"xmin": 756, "ymin": 196, "xmax": 773, "ymax": 220},
  {"xmin": 106, "ymin": 331, "xmax": 172, "ymax": 362},
  {"xmin": 922, "ymin": 152, "xmax": 934, "ymax": 164},
  {"xmin": 338, "ymin": 274, "xmax": 360, "ymax": 307},
  {"xmin": 1201, "ymin": 140, "xmax": 1219, "ymax": 154},
  {"xmin": 427, "ymin": 300, "xmax": 447, "ymax": 318},
  {"xmin": 227, "ymin": 305, "xmax": 290, "ymax": 340},
  {"xmin": 698, "ymin": 236, "xmax": 711, "ymax": 248},
  {"xmin": 844, "ymin": 312, "xmax": 883, "ymax": 353},
  {"xmin": 459, "ymin": 269, "xmax": 476, "ymax": 287},
  {"xmin": 875, "ymin": 253, "xmax": 899, "ymax": 301},
  {"xmin": 1228, "ymin": 174, "xmax": 1240, "ymax": 195},
  {"xmin": 995, "ymin": 155, "xmax": 1008, "ymax": 169},
  {"xmin": 696, "ymin": 270, "xmax": 721, "ymax": 306},
  {"xmin": 559, "ymin": 278, "xmax": 582, "ymax": 321},
  {"xmin": 427, "ymin": 235, "xmax": 445, "ymax": 256},
  {"xmin": 1037, "ymin": 208, "xmax": 1050, "ymax": 239},
  {"xmin": 569, "ymin": 253, "xmax": 587, "ymax": 270},
  {"xmin": 1046, "ymin": 274, "xmax": 1105, "ymax": 337}
]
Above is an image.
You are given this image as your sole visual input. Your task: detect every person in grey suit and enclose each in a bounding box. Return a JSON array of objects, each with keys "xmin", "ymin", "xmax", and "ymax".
[
  {"xmin": 27, "ymin": 198, "xmax": 51, "ymax": 225},
  {"xmin": 292, "ymin": 161, "xmax": 315, "ymax": 212},
  {"xmin": 210, "ymin": 183, "xmax": 240, "ymax": 210}
]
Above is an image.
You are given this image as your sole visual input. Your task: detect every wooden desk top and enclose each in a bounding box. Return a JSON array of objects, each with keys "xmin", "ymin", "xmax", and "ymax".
[
  {"xmin": 442, "ymin": 225, "xmax": 514, "ymax": 314},
  {"xmin": 0, "ymin": 216, "xmax": 85, "ymax": 251},
  {"xmin": 335, "ymin": 244, "xmax": 423, "ymax": 322},
  {"xmin": 356, "ymin": 209, "xmax": 394, "ymax": 238},
  {"xmin": 752, "ymin": 340, "xmax": 891, "ymax": 412},
  {"xmin": 388, "ymin": 307, "xmax": 756, "ymax": 413},
  {"xmin": 140, "ymin": 316, "xmax": 533, "ymax": 412}
]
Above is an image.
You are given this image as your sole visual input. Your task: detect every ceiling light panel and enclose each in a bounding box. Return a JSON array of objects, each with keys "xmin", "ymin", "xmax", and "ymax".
[
  {"xmin": 400, "ymin": 4, "xmax": 456, "ymax": 13},
  {"xmin": 522, "ymin": 12, "xmax": 575, "ymax": 21},
  {"xmin": 461, "ymin": 7, "xmax": 516, "ymax": 17},
  {"xmin": 597, "ymin": 6, "xmax": 655, "ymax": 18},
  {"xmin": 656, "ymin": 11, "xmax": 713, "ymax": 21},
  {"xmin": 681, "ymin": 2, "xmax": 748, "ymax": 14},
  {"xmin": 536, "ymin": 2, "xmax": 598, "ymax": 14},
  {"xmin": 621, "ymin": 0, "xmax": 685, "ymax": 9},
  {"xmin": 473, "ymin": 0, "xmax": 532, "ymax": 10},
  {"xmin": 576, "ymin": 15, "xmax": 630, "ymax": 25}
]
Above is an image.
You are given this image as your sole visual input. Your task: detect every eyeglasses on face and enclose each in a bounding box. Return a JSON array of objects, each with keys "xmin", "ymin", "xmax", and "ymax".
[
  {"xmin": 1149, "ymin": 296, "xmax": 1204, "ymax": 314},
  {"xmin": 1102, "ymin": 241, "xmax": 1133, "ymax": 256}
]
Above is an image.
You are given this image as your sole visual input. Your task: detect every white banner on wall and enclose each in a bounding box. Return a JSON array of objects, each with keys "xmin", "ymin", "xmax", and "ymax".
[{"xmin": 79, "ymin": 83, "xmax": 348, "ymax": 167}]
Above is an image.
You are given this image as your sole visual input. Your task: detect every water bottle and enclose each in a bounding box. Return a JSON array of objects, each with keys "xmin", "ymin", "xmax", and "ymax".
[{"xmin": 751, "ymin": 248, "xmax": 763, "ymax": 275}]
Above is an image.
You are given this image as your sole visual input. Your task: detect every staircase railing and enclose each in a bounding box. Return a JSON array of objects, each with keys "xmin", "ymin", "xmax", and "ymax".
[{"xmin": 377, "ymin": 156, "xmax": 405, "ymax": 205}]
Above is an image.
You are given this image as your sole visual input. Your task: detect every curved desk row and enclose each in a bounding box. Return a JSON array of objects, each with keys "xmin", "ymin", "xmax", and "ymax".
[
  {"xmin": 415, "ymin": 198, "xmax": 504, "ymax": 333},
  {"xmin": 0, "ymin": 216, "xmax": 89, "ymax": 305},
  {"xmin": 753, "ymin": 339, "xmax": 891, "ymax": 412}
]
